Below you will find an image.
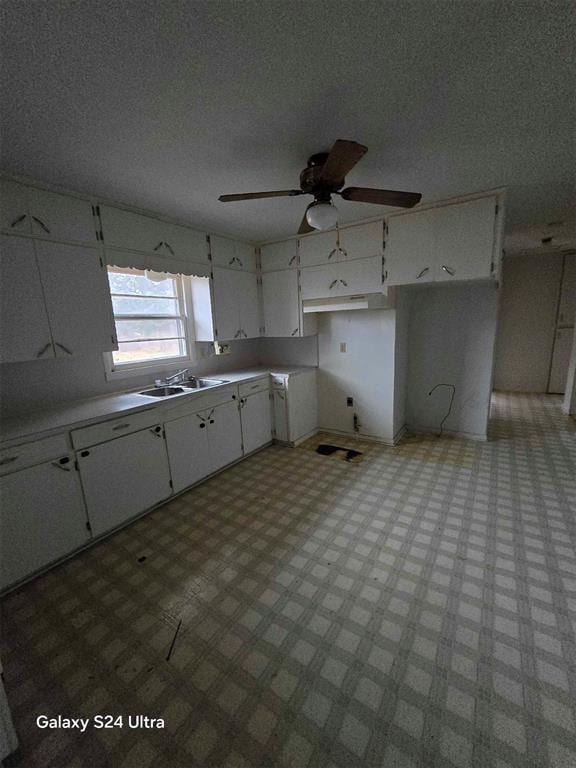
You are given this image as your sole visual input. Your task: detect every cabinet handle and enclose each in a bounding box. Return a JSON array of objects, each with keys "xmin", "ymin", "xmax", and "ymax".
[
  {"xmin": 329, "ymin": 280, "xmax": 338, "ymax": 290},
  {"xmin": 55, "ymin": 342, "xmax": 73, "ymax": 355},
  {"xmin": 328, "ymin": 248, "xmax": 338, "ymax": 260},
  {"xmin": 234, "ymin": 329, "xmax": 241, "ymax": 338},
  {"xmin": 52, "ymin": 457, "xmax": 71, "ymax": 471},
  {"xmin": 164, "ymin": 242, "xmax": 175, "ymax": 255},
  {"xmin": 196, "ymin": 414, "xmax": 206, "ymax": 422},
  {"xmin": 291, "ymin": 328, "xmax": 298, "ymax": 336},
  {"xmin": 199, "ymin": 422, "xmax": 206, "ymax": 429},
  {"xmin": 288, "ymin": 254, "xmax": 296, "ymax": 266},
  {"xmin": 153, "ymin": 241, "xmax": 164, "ymax": 252},
  {"xmin": 112, "ymin": 422, "xmax": 131, "ymax": 431},
  {"xmin": 416, "ymin": 267, "xmax": 429, "ymax": 279},
  {"xmin": 339, "ymin": 279, "xmax": 348, "ymax": 287},
  {"xmin": 32, "ymin": 216, "xmax": 51, "ymax": 234},
  {"xmin": 150, "ymin": 427, "xmax": 163, "ymax": 437},
  {"xmin": 209, "ymin": 419, "xmax": 215, "ymax": 424},
  {"xmin": 240, "ymin": 398, "xmax": 246, "ymax": 408},
  {"xmin": 10, "ymin": 213, "xmax": 27, "ymax": 228},
  {"xmin": 276, "ymin": 391, "xmax": 285, "ymax": 400},
  {"xmin": 80, "ymin": 450, "xmax": 90, "ymax": 457},
  {"xmin": 36, "ymin": 342, "xmax": 52, "ymax": 358},
  {"xmin": 0, "ymin": 456, "xmax": 18, "ymax": 465},
  {"xmin": 441, "ymin": 265, "xmax": 455, "ymax": 276},
  {"xmin": 229, "ymin": 256, "xmax": 238, "ymax": 266},
  {"xmin": 242, "ymin": 330, "xmax": 248, "ymax": 338},
  {"xmin": 237, "ymin": 258, "xmax": 243, "ymax": 267}
]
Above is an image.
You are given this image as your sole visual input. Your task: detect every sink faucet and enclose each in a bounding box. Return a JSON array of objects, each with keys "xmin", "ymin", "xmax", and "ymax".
[{"xmin": 155, "ymin": 369, "xmax": 193, "ymax": 387}]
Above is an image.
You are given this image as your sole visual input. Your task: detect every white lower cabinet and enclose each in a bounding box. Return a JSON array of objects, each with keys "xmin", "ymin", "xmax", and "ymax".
[
  {"xmin": 0, "ymin": 457, "xmax": 90, "ymax": 590},
  {"xmin": 240, "ymin": 390, "xmax": 272, "ymax": 454},
  {"xmin": 272, "ymin": 371, "xmax": 318, "ymax": 444},
  {"xmin": 165, "ymin": 400, "xmax": 243, "ymax": 493},
  {"xmin": 77, "ymin": 426, "xmax": 172, "ymax": 537},
  {"xmin": 272, "ymin": 389, "xmax": 289, "ymax": 442}
]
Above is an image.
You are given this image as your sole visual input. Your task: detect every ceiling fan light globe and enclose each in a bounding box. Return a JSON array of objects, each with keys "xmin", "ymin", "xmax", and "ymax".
[{"xmin": 306, "ymin": 201, "xmax": 338, "ymax": 231}]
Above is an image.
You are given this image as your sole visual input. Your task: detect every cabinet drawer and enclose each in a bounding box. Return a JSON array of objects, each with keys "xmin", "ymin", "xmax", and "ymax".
[
  {"xmin": 239, "ymin": 377, "xmax": 270, "ymax": 397},
  {"xmin": 161, "ymin": 387, "xmax": 237, "ymax": 422},
  {"xmin": 71, "ymin": 409, "xmax": 160, "ymax": 449},
  {"xmin": 0, "ymin": 434, "xmax": 69, "ymax": 476}
]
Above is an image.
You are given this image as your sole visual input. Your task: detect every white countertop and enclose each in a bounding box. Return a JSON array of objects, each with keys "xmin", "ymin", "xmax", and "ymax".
[{"xmin": 0, "ymin": 366, "xmax": 316, "ymax": 446}]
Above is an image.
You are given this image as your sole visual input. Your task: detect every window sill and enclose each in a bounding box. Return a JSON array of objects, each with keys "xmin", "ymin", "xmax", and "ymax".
[{"xmin": 103, "ymin": 353, "xmax": 199, "ymax": 382}]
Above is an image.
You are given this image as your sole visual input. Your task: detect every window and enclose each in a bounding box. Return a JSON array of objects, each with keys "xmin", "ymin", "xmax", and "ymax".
[{"xmin": 107, "ymin": 266, "xmax": 193, "ymax": 370}]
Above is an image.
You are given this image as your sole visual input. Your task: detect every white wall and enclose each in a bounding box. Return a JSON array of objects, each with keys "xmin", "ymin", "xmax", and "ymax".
[
  {"xmin": 0, "ymin": 340, "xmax": 260, "ymax": 417},
  {"xmin": 404, "ymin": 283, "xmax": 499, "ymax": 440},
  {"xmin": 316, "ymin": 310, "xmax": 397, "ymax": 443},
  {"xmin": 493, "ymin": 254, "xmax": 563, "ymax": 392},
  {"xmin": 562, "ymin": 325, "xmax": 576, "ymax": 415}
]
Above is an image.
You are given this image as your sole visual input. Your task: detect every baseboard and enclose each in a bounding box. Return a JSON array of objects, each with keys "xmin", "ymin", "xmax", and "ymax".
[{"xmin": 316, "ymin": 427, "xmax": 396, "ymax": 447}]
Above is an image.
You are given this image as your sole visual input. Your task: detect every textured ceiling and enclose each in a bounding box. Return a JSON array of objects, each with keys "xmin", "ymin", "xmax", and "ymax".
[{"xmin": 1, "ymin": 0, "xmax": 574, "ymax": 242}]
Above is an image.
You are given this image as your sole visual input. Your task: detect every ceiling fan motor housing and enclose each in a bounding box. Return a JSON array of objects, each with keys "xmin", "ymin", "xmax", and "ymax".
[{"xmin": 300, "ymin": 152, "xmax": 344, "ymax": 197}]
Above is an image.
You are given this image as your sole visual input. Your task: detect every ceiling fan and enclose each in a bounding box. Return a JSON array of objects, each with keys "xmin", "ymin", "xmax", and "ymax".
[{"xmin": 218, "ymin": 139, "xmax": 422, "ymax": 234}]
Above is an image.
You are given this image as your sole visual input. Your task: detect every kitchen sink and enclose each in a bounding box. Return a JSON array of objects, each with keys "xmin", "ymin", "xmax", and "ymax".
[
  {"xmin": 138, "ymin": 386, "xmax": 186, "ymax": 398},
  {"xmin": 180, "ymin": 378, "xmax": 227, "ymax": 389}
]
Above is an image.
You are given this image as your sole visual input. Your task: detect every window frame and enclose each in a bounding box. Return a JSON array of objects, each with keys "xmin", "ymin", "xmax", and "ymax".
[{"xmin": 103, "ymin": 268, "xmax": 199, "ymax": 381}]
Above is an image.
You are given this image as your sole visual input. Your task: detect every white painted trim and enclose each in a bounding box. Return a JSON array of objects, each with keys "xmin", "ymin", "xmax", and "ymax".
[{"xmin": 316, "ymin": 428, "xmax": 396, "ymax": 447}]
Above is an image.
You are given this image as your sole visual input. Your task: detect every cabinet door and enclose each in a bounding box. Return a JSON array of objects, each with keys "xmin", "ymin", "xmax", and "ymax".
[
  {"xmin": 0, "ymin": 236, "xmax": 54, "ymax": 363},
  {"xmin": 0, "ymin": 458, "xmax": 90, "ymax": 590},
  {"xmin": 234, "ymin": 241, "xmax": 257, "ymax": 272},
  {"xmin": 28, "ymin": 188, "xmax": 97, "ymax": 244},
  {"xmin": 385, "ymin": 208, "xmax": 435, "ymax": 286},
  {"xmin": 548, "ymin": 328, "xmax": 573, "ymax": 394},
  {"xmin": 100, "ymin": 206, "xmax": 164, "ymax": 253},
  {"xmin": 339, "ymin": 221, "xmax": 383, "ymax": 261},
  {"xmin": 237, "ymin": 270, "xmax": 261, "ymax": 338},
  {"xmin": 558, "ymin": 255, "xmax": 576, "ymax": 327},
  {"xmin": 262, "ymin": 269, "xmax": 299, "ymax": 337},
  {"xmin": 77, "ymin": 427, "xmax": 172, "ymax": 537},
  {"xmin": 241, "ymin": 390, "xmax": 272, "ymax": 454},
  {"xmin": 35, "ymin": 241, "xmax": 117, "ymax": 356},
  {"xmin": 0, "ymin": 180, "xmax": 31, "ymax": 234},
  {"xmin": 211, "ymin": 235, "xmax": 256, "ymax": 271},
  {"xmin": 298, "ymin": 230, "xmax": 338, "ymax": 267},
  {"xmin": 165, "ymin": 411, "xmax": 212, "ymax": 493},
  {"xmin": 300, "ymin": 256, "xmax": 381, "ymax": 299},
  {"xmin": 212, "ymin": 267, "xmax": 241, "ymax": 340},
  {"xmin": 207, "ymin": 400, "xmax": 243, "ymax": 470},
  {"xmin": 163, "ymin": 223, "xmax": 209, "ymax": 263},
  {"xmin": 433, "ymin": 196, "xmax": 497, "ymax": 282},
  {"xmin": 261, "ymin": 240, "xmax": 298, "ymax": 271},
  {"xmin": 272, "ymin": 389, "xmax": 289, "ymax": 442}
]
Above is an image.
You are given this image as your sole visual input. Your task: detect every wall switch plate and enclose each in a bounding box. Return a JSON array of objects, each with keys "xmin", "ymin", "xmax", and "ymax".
[
  {"xmin": 340, "ymin": 342, "xmax": 347, "ymax": 353},
  {"xmin": 347, "ymin": 397, "xmax": 353, "ymax": 407}
]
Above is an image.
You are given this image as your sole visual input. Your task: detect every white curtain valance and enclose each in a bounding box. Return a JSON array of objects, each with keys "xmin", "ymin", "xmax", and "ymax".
[{"xmin": 106, "ymin": 250, "xmax": 211, "ymax": 278}]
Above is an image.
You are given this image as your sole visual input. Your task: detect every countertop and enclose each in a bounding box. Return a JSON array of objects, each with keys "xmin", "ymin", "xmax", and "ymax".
[{"xmin": 0, "ymin": 366, "xmax": 316, "ymax": 446}]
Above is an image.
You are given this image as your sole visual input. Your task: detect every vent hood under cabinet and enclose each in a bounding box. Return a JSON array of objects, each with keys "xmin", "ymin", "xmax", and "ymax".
[{"xmin": 302, "ymin": 290, "xmax": 395, "ymax": 313}]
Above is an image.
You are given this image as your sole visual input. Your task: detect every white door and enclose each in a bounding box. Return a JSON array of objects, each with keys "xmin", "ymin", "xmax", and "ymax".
[
  {"xmin": 0, "ymin": 236, "xmax": 54, "ymax": 363},
  {"xmin": 241, "ymin": 391, "xmax": 272, "ymax": 454},
  {"xmin": 339, "ymin": 221, "xmax": 383, "ymax": 261},
  {"xmin": 77, "ymin": 427, "xmax": 172, "ymax": 537},
  {"xmin": 272, "ymin": 389, "xmax": 289, "ymax": 442},
  {"xmin": 433, "ymin": 196, "xmax": 497, "ymax": 282},
  {"xmin": 385, "ymin": 208, "xmax": 435, "ymax": 286},
  {"xmin": 163, "ymin": 223, "xmax": 209, "ymax": 263},
  {"xmin": 100, "ymin": 206, "xmax": 164, "ymax": 253},
  {"xmin": 28, "ymin": 188, "xmax": 98, "ymax": 245},
  {"xmin": 207, "ymin": 400, "xmax": 244, "ymax": 471},
  {"xmin": 212, "ymin": 267, "xmax": 241, "ymax": 340},
  {"xmin": 164, "ymin": 411, "xmax": 212, "ymax": 493},
  {"xmin": 35, "ymin": 241, "xmax": 117, "ymax": 356},
  {"xmin": 0, "ymin": 180, "xmax": 31, "ymax": 234},
  {"xmin": 260, "ymin": 240, "xmax": 298, "ymax": 271},
  {"xmin": 0, "ymin": 458, "xmax": 90, "ymax": 590},
  {"xmin": 237, "ymin": 270, "xmax": 261, "ymax": 338},
  {"xmin": 262, "ymin": 270, "xmax": 299, "ymax": 337},
  {"xmin": 548, "ymin": 328, "xmax": 573, "ymax": 394},
  {"xmin": 298, "ymin": 230, "xmax": 338, "ymax": 267},
  {"xmin": 558, "ymin": 255, "xmax": 576, "ymax": 327},
  {"xmin": 300, "ymin": 257, "xmax": 381, "ymax": 300}
]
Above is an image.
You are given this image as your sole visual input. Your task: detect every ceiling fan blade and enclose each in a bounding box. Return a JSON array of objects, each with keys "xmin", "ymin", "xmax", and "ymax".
[
  {"xmin": 298, "ymin": 211, "xmax": 314, "ymax": 235},
  {"xmin": 219, "ymin": 190, "xmax": 304, "ymax": 202},
  {"xmin": 319, "ymin": 140, "xmax": 368, "ymax": 185},
  {"xmin": 340, "ymin": 187, "xmax": 422, "ymax": 208}
]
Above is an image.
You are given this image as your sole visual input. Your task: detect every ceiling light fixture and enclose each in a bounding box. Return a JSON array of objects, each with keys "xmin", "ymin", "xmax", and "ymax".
[{"xmin": 305, "ymin": 200, "xmax": 338, "ymax": 231}]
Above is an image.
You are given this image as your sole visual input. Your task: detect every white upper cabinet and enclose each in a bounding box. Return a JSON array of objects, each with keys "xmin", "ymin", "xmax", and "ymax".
[
  {"xmin": 262, "ymin": 269, "xmax": 300, "ymax": 337},
  {"xmin": 300, "ymin": 256, "xmax": 382, "ymax": 300},
  {"xmin": 0, "ymin": 180, "xmax": 96, "ymax": 244},
  {"xmin": 27, "ymin": 188, "xmax": 98, "ymax": 244},
  {"xmin": 211, "ymin": 267, "xmax": 260, "ymax": 340},
  {"xmin": 100, "ymin": 205, "xmax": 209, "ymax": 262},
  {"xmin": 385, "ymin": 194, "xmax": 501, "ymax": 286},
  {"xmin": 338, "ymin": 221, "xmax": 384, "ymax": 261},
  {"xmin": 0, "ymin": 236, "xmax": 54, "ymax": 363},
  {"xmin": 298, "ymin": 230, "xmax": 338, "ymax": 268},
  {"xmin": 236, "ymin": 269, "xmax": 261, "ymax": 338},
  {"xmin": 260, "ymin": 240, "xmax": 298, "ymax": 272},
  {"xmin": 35, "ymin": 241, "xmax": 117, "ymax": 356},
  {"xmin": 210, "ymin": 235, "xmax": 256, "ymax": 271}
]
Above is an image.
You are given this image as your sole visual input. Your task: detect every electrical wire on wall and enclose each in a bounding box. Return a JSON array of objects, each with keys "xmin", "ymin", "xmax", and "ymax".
[{"xmin": 428, "ymin": 383, "xmax": 456, "ymax": 438}]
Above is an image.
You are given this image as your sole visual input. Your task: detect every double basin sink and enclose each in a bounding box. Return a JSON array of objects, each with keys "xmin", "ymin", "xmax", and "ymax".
[{"xmin": 138, "ymin": 378, "xmax": 227, "ymax": 399}]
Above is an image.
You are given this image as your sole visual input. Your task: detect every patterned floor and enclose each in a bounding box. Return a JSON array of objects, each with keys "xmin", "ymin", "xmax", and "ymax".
[{"xmin": 1, "ymin": 393, "xmax": 575, "ymax": 768}]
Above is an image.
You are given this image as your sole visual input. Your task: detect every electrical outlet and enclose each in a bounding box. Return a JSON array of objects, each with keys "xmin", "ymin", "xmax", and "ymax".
[
  {"xmin": 340, "ymin": 342, "xmax": 347, "ymax": 353},
  {"xmin": 347, "ymin": 397, "xmax": 353, "ymax": 407}
]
